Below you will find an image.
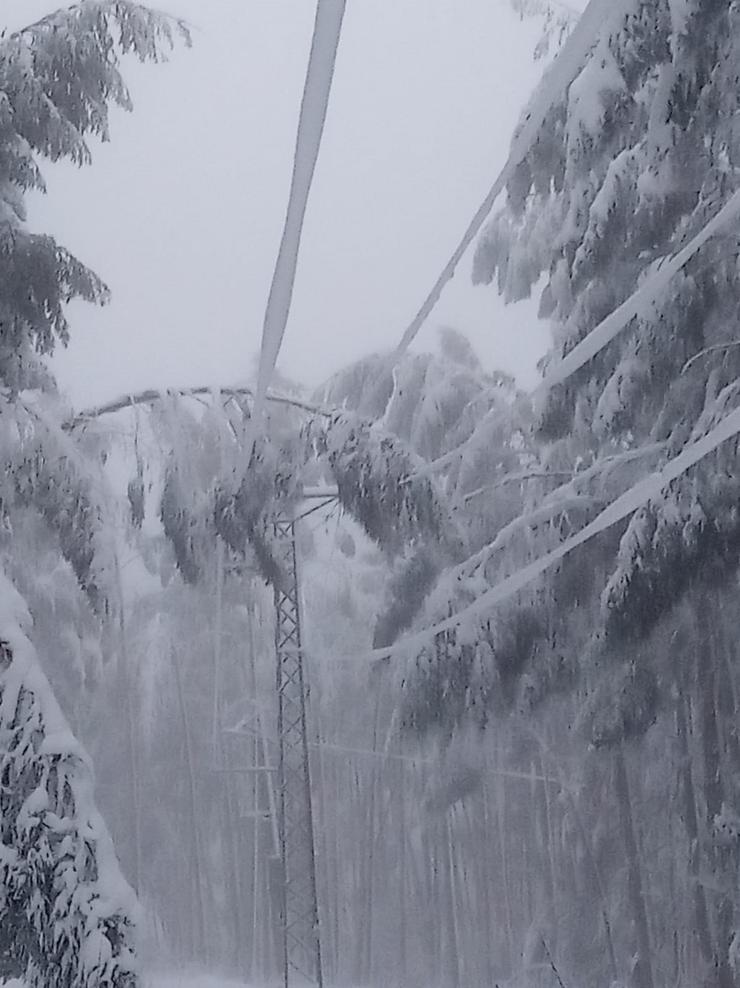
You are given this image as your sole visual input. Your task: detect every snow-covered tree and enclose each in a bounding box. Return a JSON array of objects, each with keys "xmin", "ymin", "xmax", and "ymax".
[
  {"xmin": 0, "ymin": 4, "xmax": 188, "ymax": 983},
  {"xmin": 0, "ymin": 2, "xmax": 189, "ymax": 392},
  {"xmin": 474, "ymin": 0, "xmax": 740, "ymax": 640},
  {"xmin": 401, "ymin": 5, "xmax": 740, "ymax": 986},
  {"xmin": 509, "ymin": 0, "xmax": 577, "ymax": 59},
  {"xmin": 401, "ymin": 0, "xmax": 740, "ymax": 746},
  {"xmin": 0, "ymin": 579, "xmax": 138, "ymax": 987}
]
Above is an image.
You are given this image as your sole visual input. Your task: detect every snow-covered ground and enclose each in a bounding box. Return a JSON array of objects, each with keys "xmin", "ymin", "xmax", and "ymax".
[
  {"xmin": 3, "ymin": 976, "xmax": 256, "ymax": 988},
  {"xmin": 150, "ymin": 976, "xmax": 253, "ymax": 988},
  {"xmin": 150, "ymin": 976, "xmax": 362, "ymax": 988}
]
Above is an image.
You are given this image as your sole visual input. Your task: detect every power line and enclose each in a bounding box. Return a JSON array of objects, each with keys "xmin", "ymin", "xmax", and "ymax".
[
  {"xmin": 533, "ymin": 188, "xmax": 740, "ymax": 396},
  {"xmin": 223, "ymin": 724, "xmax": 562, "ymax": 784},
  {"xmin": 249, "ymin": 0, "xmax": 346, "ymax": 446},
  {"xmin": 371, "ymin": 402, "xmax": 740, "ymax": 661},
  {"xmin": 388, "ymin": 0, "xmax": 615, "ymax": 364}
]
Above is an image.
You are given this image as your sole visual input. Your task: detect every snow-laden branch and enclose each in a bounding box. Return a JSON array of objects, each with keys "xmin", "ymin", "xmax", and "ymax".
[
  {"xmin": 459, "ymin": 443, "xmax": 664, "ymax": 507},
  {"xmin": 513, "ymin": 0, "xmax": 582, "ymax": 20},
  {"xmin": 11, "ymin": 0, "xmax": 191, "ymax": 42},
  {"xmin": 405, "ymin": 189, "xmax": 740, "ymax": 492},
  {"xmin": 460, "ymin": 470, "xmax": 579, "ymax": 503},
  {"xmin": 0, "ymin": 575, "xmax": 139, "ymax": 987},
  {"xmin": 65, "ymin": 384, "xmax": 331, "ymax": 429},
  {"xmin": 682, "ymin": 340, "xmax": 740, "ymax": 375},
  {"xmin": 370, "ymin": 410, "xmax": 740, "ymax": 661},
  {"xmin": 443, "ymin": 445, "xmax": 666, "ymax": 594},
  {"xmin": 251, "ymin": 0, "xmax": 346, "ymax": 431},
  {"xmin": 537, "ymin": 189, "xmax": 740, "ymax": 395},
  {"xmin": 400, "ymin": 402, "xmax": 512, "ymax": 484},
  {"xmin": 390, "ymin": 0, "xmax": 620, "ymax": 362}
]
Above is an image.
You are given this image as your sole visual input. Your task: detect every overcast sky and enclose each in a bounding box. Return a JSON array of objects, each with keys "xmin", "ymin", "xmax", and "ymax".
[{"xmin": 9, "ymin": 1, "xmax": 554, "ymax": 408}]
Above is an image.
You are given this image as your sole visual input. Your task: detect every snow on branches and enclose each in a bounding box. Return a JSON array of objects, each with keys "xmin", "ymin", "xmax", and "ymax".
[
  {"xmin": 0, "ymin": 1, "xmax": 190, "ymax": 388},
  {"xmin": 476, "ymin": 0, "xmax": 740, "ymax": 444},
  {"xmin": 509, "ymin": 0, "xmax": 577, "ymax": 60},
  {"xmin": 2, "ymin": 2, "xmax": 190, "ymax": 163},
  {"xmin": 451, "ymin": 0, "xmax": 740, "ymax": 716},
  {"xmin": 0, "ymin": 576, "xmax": 139, "ymax": 987},
  {"xmin": 1, "ymin": 390, "xmax": 115, "ymax": 611},
  {"xmin": 304, "ymin": 410, "xmax": 461, "ymax": 558},
  {"xmin": 396, "ymin": 403, "xmax": 740, "ymax": 735}
]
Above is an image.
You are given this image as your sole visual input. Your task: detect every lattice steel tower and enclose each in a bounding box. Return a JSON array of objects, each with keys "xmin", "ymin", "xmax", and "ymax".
[{"xmin": 272, "ymin": 510, "xmax": 323, "ymax": 988}]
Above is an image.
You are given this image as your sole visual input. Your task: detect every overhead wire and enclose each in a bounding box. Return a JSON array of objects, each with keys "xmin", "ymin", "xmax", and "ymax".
[
  {"xmin": 386, "ymin": 0, "xmax": 617, "ymax": 365},
  {"xmin": 371, "ymin": 403, "xmax": 740, "ymax": 661},
  {"xmin": 60, "ymin": 1, "xmax": 738, "ymax": 677},
  {"xmin": 246, "ymin": 0, "xmax": 346, "ymax": 462}
]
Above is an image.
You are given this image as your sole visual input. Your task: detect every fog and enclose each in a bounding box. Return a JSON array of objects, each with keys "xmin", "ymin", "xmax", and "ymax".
[
  {"xmin": 9, "ymin": 4, "xmax": 733, "ymax": 988},
  {"xmin": 11, "ymin": 0, "xmax": 550, "ymax": 407}
]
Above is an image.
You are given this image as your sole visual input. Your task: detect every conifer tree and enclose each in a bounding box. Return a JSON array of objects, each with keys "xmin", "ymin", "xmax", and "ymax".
[
  {"xmin": 474, "ymin": 0, "xmax": 740, "ymax": 638},
  {"xmin": 406, "ymin": 5, "xmax": 740, "ymax": 985},
  {"xmin": 0, "ymin": 4, "xmax": 188, "ymax": 983},
  {"xmin": 0, "ymin": 580, "xmax": 139, "ymax": 987}
]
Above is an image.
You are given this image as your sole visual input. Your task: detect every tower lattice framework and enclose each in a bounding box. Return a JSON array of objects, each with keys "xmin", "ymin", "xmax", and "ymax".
[{"xmin": 272, "ymin": 512, "xmax": 323, "ymax": 988}]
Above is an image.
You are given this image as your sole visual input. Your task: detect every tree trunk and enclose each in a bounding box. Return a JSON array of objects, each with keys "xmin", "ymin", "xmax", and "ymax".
[
  {"xmin": 171, "ymin": 646, "xmax": 209, "ymax": 966},
  {"xmin": 119, "ymin": 638, "xmax": 143, "ymax": 898},
  {"xmin": 359, "ymin": 695, "xmax": 382, "ymax": 985},
  {"xmin": 696, "ymin": 596, "xmax": 737, "ymax": 988},
  {"xmin": 112, "ymin": 590, "xmax": 143, "ymax": 900},
  {"xmin": 480, "ymin": 775, "xmax": 499, "ymax": 987},
  {"xmin": 614, "ymin": 744, "xmax": 654, "ymax": 988},
  {"xmin": 494, "ymin": 740, "xmax": 515, "ymax": 978},
  {"xmin": 397, "ymin": 741, "xmax": 408, "ymax": 987},
  {"xmin": 676, "ymin": 687, "xmax": 713, "ymax": 966},
  {"xmin": 531, "ymin": 728, "xmax": 619, "ymax": 983},
  {"xmin": 444, "ymin": 814, "xmax": 461, "ymax": 988}
]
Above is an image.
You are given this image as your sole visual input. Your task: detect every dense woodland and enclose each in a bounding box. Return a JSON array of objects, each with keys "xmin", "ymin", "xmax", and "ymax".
[{"xmin": 3, "ymin": 1, "xmax": 740, "ymax": 987}]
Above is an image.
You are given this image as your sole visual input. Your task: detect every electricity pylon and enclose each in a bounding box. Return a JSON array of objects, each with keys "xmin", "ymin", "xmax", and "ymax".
[{"xmin": 272, "ymin": 488, "xmax": 335, "ymax": 988}]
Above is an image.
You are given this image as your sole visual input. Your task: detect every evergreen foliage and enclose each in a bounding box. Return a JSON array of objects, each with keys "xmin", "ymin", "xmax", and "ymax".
[
  {"xmin": 474, "ymin": 0, "xmax": 740, "ymax": 643},
  {"xmin": 0, "ymin": 581, "xmax": 138, "ymax": 988},
  {"xmin": 0, "ymin": 4, "xmax": 188, "ymax": 983},
  {"xmin": 401, "ymin": 0, "xmax": 740, "ymax": 743},
  {"xmin": 391, "ymin": 7, "xmax": 740, "ymax": 984},
  {"xmin": 509, "ymin": 0, "xmax": 576, "ymax": 59},
  {"xmin": 6, "ymin": 4, "xmax": 740, "ymax": 985},
  {"xmin": 0, "ymin": 1, "xmax": 189, "ymax": 392},
  {"xmin": 304, "ymin": 411, "xmax": 456, "ymax": 556}
]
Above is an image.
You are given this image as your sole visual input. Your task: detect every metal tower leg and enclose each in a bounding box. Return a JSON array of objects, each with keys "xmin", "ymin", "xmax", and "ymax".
[{"xmin": 273, "ymin": 514, "xmax": 323, "ymax": 988}]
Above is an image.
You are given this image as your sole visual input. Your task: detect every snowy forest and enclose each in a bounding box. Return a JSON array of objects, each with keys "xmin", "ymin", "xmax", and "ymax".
[{"xmin": 4, "ymin": 1, "xmax": 740, "ymax": 987}]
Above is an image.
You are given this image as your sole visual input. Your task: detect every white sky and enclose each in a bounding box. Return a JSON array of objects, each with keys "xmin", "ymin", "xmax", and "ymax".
[{"xmin": 9, "ymin": 1, "xmax": 554, "ymax": 408}]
